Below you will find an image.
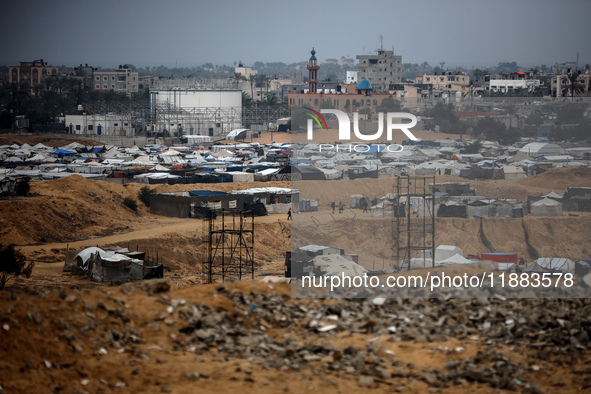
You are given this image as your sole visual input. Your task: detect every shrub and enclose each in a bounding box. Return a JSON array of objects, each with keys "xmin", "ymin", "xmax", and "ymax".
[
  {"xmin": 123, "ymin": 197, "xmax": 138, "ymax": 212},
  {"xmin": 0, "ymin": 244, "xmax": 34, "ymax": 290},
  {"xmin": 138, "ymin": 186, "xmax": 156, "ymax": 207},
  {"xmin": 15, "ymin": 177, "xmax": 30, "ymax": 197}
]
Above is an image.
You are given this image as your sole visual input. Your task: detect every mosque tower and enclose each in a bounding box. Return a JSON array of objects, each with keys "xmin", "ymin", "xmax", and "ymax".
[{"xmin": 307, "ymin": 47, "xmax": 319, "ymax": 93}]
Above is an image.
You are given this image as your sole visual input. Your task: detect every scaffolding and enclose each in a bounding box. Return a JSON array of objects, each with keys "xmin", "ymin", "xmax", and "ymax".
[
  {"xmin": 393, "ymin": 176, "xmax": 436, "ymax": 271},
  {"xmin": 204, "ymin": 210, "xmax": 255, "ymax": 283}
]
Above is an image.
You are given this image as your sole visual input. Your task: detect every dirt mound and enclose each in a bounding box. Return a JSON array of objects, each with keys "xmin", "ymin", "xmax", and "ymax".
[
  {"xmin": 0, "ymin": 175, "xmax": 152, "ymax": 245},
  {"xmin": 293, "ymin": 213, "xmax": 591, "ymax": 265},
  {"xmin": 513, "ymin": 167, "xmax": 591, "ymax": 190},
  {"xmin": 0, "ymin": 176, "xmax": 292, "ymax": 246}
]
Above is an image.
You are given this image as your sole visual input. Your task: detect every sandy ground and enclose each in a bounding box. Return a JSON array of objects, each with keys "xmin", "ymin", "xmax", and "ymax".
[{"xmin": 2, "ymin": 138, "xmax": 591, "ymax": 393}]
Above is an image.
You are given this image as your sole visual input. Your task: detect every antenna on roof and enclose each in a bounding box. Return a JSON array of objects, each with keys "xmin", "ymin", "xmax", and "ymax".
[{"xmin": 380, "ymin": 34, "xmax": 383, "ymax": 50}]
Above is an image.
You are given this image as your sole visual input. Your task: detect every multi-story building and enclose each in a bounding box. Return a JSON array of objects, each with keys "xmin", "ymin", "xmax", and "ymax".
[
  {"xmin": 356, "ymin": 49, "xmax": 402, "ymax": 93},
  {"xmin": 235, "ymin": 63, "xmax": 258, "ymax": 78},
  {"xmin": 9, "ymin": 59, "xmax": 59, "ymax": 90},
  {"xmin": 92, "ymin": 66, "xmax": 139, "ymax": 97},
  {"xmin": 551, "ymin": 72, "xmax": 591, "ymax": 97},
  {"xmin": 414, "ymin": 73, "xmax": 470, "ymax": 89}
]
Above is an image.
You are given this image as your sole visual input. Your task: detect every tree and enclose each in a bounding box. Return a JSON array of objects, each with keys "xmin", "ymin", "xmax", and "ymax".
[
  {"xmin": 255, "ymin": 74, "xmax": 269, "ymax": 101},
  {"xmin": 138, "ymin": 186, "xmax": 156, "ymax": 207},
  {"xmin": 248, "ymin": 74, "xmax": 257, "ymax": 101},
  {"xmin": 464, "ymin": 140, "xmax": 483, "ymax": 154},
  {"xmin": 230, "ymin": 72, "xmax": 246, "ymax": 88},
  {"xmin": 563, "ymin": 72, "xmax": 584, "ymax": 98},
  {"xmin": 242, "ymin": 91, "xmax": 254, "ymax": 108},
  {"xmin": 424, "ymin": 102, "xmax": 465, "ymax": 134},
  {"xmin": 475, "ymin": 117, "xmax": 521, "ymax": 145},
  {"xmin": 0, "ymin": 244, "xmax": 34, "ymax": 290},
  {"xmin": 375, "ymin": 97, "xmax": 402, "ymax": 113},
  {"xmin": 290, "ymin": 107, "xmax": 310, "ymax": 131}
]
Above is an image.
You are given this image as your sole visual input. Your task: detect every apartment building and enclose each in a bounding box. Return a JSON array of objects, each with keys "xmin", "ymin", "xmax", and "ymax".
[
  {"xmin": 356, "ymin": 49, "xmax": 402, "ymax": 93},
  {"xmin": 92, "ymin": 66, "xmax": 139, "ymax": 97}
]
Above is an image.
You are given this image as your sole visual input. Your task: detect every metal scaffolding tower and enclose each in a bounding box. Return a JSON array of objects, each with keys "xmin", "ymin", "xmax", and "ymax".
[
  {"xmin": 393, "ymin": 176, "xmax": 436, "ymax": 271},
  {"xmin": 204, "ymin": 210, "xmax": 255, "ymax": 283}
]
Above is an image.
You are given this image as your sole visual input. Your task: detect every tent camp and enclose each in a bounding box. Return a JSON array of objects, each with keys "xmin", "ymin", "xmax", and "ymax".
[{"xmin": 531, "ymin": 198, "xmax": 563, "ymax": 216}]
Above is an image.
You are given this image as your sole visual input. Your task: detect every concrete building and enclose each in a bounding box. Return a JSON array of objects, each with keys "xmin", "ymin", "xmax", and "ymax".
[
  {"xmin": 356, "ymin": 49, "xmax": 402, "ymax": 93},
  {"xmin": 92, "ymin": 66, "xmax": 139, "ymax": 97},
  {"xmin": 9, "ymin": 60, "xmax": 59, "ymax": 91},
  {"xmin": 235, "ymin": 63, "xmax": 258, "ymax": 78},
  {"xmin": 414, "ymin": 73, "xmax": 470, "ymax": 89},
  {"xmin": 65, "ymin": 114, "xmax": 134, "ymax": 136},
  {"xmin": 551, "ymin": 73, "xmax": 591, "ymax": 97}
]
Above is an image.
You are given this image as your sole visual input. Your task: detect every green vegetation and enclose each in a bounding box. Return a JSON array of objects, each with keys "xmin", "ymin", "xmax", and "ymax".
[
  {"xmin": 464, "ymin": 140, "xmax": 483, "ymax": 154},
  {"xmin": 424, "ymin": 102, "xmax": 466, "ymax": 134},
  {"xmin": 15, "ymin": 177, "xmax": 30, "ymax": 197},
  {"xmin": 138, "ymin": 186, "xmax": 156, "ymax": 207},
  {"xmin": 123, "ymin": 197, "xmax": 138, "ymax": 212},
  {"xmin": 0, "ymin": 244, "xmax": 34, "ymax": 290}
]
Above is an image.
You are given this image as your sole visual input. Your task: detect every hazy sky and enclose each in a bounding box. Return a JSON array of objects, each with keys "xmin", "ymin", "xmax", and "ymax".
[{"xmin": 1, "ymin": 0, "xmax": 590, "ymax": 69}]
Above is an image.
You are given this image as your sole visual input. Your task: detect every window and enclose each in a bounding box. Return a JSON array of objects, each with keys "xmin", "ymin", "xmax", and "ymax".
[
  {"xmin": 88, "ymin": 125, "xmax": 93, "ymax": 131},
  {"xmin": 95, "ymin": 84, "xmax": 100, "ymax": 88},
  {"xmin": 111, "ymin": 85, "xmax": 115, "ymax": 88},
  {"xmin": 114, "ymin": 123, "xmax": 118, "ymax": 126},
  {"xmin": 103, "ymin": 85, "xmax": 107, "ymax": 89},
  {"xmin": 103, "ymin": 76, "xmax": 107, "ymax": 80},
  {"xmin": 96, "ymin": 76, "xmax": 99, "ymax": 81},
  {"xmin": 75, "ymin": 125, "xmax": 81, "ymax": 130}
]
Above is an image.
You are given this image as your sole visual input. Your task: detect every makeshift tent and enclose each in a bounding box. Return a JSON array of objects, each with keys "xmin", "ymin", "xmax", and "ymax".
[
  {"xmin": 534, "ymin": 258, "xmax": 588, "ymax": 276},
  {"xmin": 437, "ymin": 201, "xmax": 467, "ymax": 218},
  {"xmin": 531, "ymin": 198, "xmax": 563, "ymax": 216},
  {"xmin": 437, "ymin": 254, "xmax": 473, "ymax": 267},
  {"xmin": 226, "ymin": 129, "xmax": 250, "ymax": 140},
  {"xmin": 311, "ymin": 254, "xmax": 367, "ymax": 277},
  {"xmin": 435, "ymin": 245, "xmax": 463, "ymax": 262}
]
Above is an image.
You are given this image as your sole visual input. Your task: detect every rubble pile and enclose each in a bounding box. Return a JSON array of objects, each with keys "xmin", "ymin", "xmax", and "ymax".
[{"xmin": 1, "ymin": 281, "xmax": 591, "ymax": 392}]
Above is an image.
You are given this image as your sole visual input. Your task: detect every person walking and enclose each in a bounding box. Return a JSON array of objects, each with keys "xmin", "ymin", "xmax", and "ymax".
[
  {"xmin": 331, "ymin": 201, "xmax": 335, "ymax": 214},
  {"xmin": 338, "ymin": 201, "xmax": 344, "ymax": 214},
  {"xmin": 287, "ymin": 207, "xmax": 292, "ymax": 220}
]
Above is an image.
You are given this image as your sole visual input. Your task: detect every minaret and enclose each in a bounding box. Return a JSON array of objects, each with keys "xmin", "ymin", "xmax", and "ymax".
[{"xmin": 307, "ymin": 47, "xmax": 319, "ymax": 93}]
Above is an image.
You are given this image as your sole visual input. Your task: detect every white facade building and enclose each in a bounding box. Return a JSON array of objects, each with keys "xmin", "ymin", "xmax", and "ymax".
[
  {"xmin": 488, "ymin": 79, "xmax": 541, "ymax": 93},
  {"xmin": 346, "ymin": 71, "xmax": 358, "ymax": 84},
  {"xmin": 65, "ymin": 114, "xmax": 134, "ymax": 136},
  {"xmin": 150, "ymin": 89, "xmax": 242, "ymax": 137}
]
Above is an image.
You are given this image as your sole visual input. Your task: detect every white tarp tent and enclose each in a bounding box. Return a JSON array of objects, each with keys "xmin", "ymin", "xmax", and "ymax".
[
  {"xmin": 311, "ymin": 254, "xmax": 367, "ymax": 277},
  {"xmin": 435, "ymin": 245, "xmax": 463, "ymax": 262},
  {"xmin": 437, "ymin": 253, "xmax": 473, "ymax": 267},
  {"xmin": 531, "ymin": 198, "xmax": 563, "ymax": 216}
]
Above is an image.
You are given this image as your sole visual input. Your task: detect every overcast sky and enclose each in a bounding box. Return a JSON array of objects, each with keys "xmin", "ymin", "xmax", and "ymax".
[{"xmin": 1, "ymin": 0, "xmax": 590, "ymax": 69}]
